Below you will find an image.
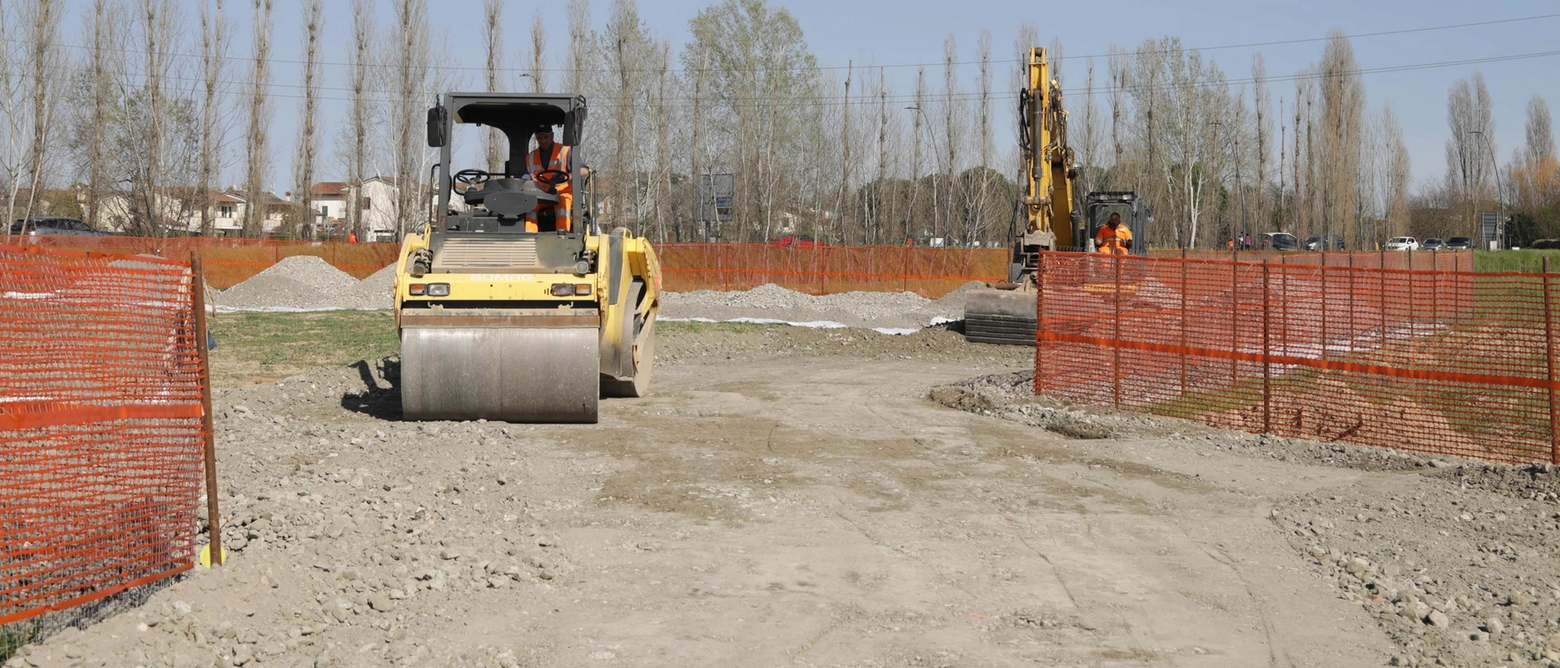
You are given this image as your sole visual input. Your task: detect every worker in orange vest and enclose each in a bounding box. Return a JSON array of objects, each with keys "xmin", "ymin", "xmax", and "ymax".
[
  {"xmin": 1095, "ymin": 212, "xmax": 1132, "ymax": 255},
  {"xmin": 525, "ymin": 126, "xmax": 573, "ymax": 232}
]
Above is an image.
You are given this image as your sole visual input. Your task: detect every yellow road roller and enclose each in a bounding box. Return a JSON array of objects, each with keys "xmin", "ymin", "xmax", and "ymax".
[{"xmin": 394, "ymin": 92, "xmax": 660, "ymax": 423}]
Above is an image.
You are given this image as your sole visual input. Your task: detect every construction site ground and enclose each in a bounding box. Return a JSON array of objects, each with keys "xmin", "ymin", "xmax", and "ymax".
[{"xmin": 9, "ymin": 316, "xmax": 1560, "ymax": 668}]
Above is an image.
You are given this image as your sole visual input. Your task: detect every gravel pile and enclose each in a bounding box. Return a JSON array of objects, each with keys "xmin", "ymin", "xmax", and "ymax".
[
  {"xmin": 214, "ymin": 256, "xmax": 395, "ymax": 312},
  {"xmin": 660, "ymin": 281, "xmax": 985, "ymax": 331},
  {"xmin": 214, "ymin": 265, "xmax": 985, "ymax": 332}
]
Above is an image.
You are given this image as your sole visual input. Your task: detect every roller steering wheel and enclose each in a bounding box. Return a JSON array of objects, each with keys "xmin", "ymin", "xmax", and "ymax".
[
  {"xmin": 453, "ymin": 169, "xmax": 492, "ymax": 186},
  {"xmin": 533, "ymin": 169, "xmax": 571, "ymax": 189}
]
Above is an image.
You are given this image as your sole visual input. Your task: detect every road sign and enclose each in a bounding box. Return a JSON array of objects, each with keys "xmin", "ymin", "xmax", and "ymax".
[
  {"xmin": 1481, "ymin": 211, "xmax": 1500, "ymax": 245},
  {"xmin": 697, "ymin": 174, "xmax": 734, "ymax": 223}
]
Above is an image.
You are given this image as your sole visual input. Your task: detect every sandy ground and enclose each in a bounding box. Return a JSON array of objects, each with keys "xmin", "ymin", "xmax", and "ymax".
[{"xmin": 8, "ymin": 327, "xmax": 1559, "ymax": 667}]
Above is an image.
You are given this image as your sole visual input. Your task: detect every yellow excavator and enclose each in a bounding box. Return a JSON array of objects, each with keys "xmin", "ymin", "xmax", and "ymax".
[
  {"xmin": 962, "ymin": 48, "xmax": 1148, "ymax": 345},
  {"xmin": 393, "ymin": 93, "xmax": 660, "ymax": 422}
]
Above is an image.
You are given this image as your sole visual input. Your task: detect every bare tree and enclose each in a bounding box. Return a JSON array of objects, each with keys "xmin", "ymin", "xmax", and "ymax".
[
  {"xmin": 529, "ymin": 10, "xmax": 548, "ymax": 93},
  {"xmin": 565, "ymin": 0, "xmax": 592, "ymax": 96},
  {"xmin": 910, "ymin": 67, "xmax": 927, "ymax": 240},
  {"xmin": 1315, "ymin": 32, "xmax": 1365, "ymax": 247},
  {"xmin": 653, "ymin": 41, "xmax": 672, "ymax": 241},
  {"xmin": 604, "ymin": 0, "xmax": 652, "ymax": 229},
  {"xmin": 17, "ymin": 0, "xmax": 64, "ymax": 225},
  {"xmin": 390, "ymin": 0, "xmax": 430, "ymax": 239},
  {"xmin": 482, "ymin": 0, "xmax": 504, "ymax": 173},
  {"xmin": 941, "ymin": 34, "xmax": 961, "ymax": 242},
  {"xmin": 837, "ymin": 61, "xmax": 852, "ymax": 243},
  {"xmin": 196, "ymin": 0, "xmax": 228, "ymax": 236},
  {"xmin": 1444, "ymin": 73, "xmax": 1495, "ymax": 238},
  {"xmin": 1106, "ymin": 46, "xmax": 1128, "ymax": 190},
  {"xmin": 2, "ymin": 5, "xmax": 24, "ymax": 231},
  {"xmin": 342, "ymin": 0, "xmax": 372, "ymax": 241},
  {"xmin": 1251, "ymin": 54, "xmax": 1272, "ymax": 232},
  {"xmin": 1509, "ymin": 96, "xmax": 1557, "ymax": 212},
  {"xmin": 872, "ymin": 66, "xmax": 889, "ymax": 246},
  {"xmin": 1381, "ymin": 106, "xmax": 1411, "ymax": 236},
  {"xmin": 1528, "ymin": 96, "xmax": 1556, "ymax": 164},
  {"xmin": 293, "ymin": 0, "xmax": 322, "ymax": 240},
  {"xmin": 685, "ymin": 0, "xmax": 822, "ymax": 242},
  {"xmin": 1076, "ymin": 56, "xmax": 1101, "ymax": 204},
  {"xmin": 124, "ymin": 0, "xmax": 180, "ymax": 236},
  {"xmin": 242, "ymin": 0, "xmax": 273, "ymax": 237},
  {"xmin": 74, "ymin": 0, "xmax": 119, "ymax": 230},
  {"xmin": 688, "ymin": 45, "xmax": 707, "ymax": 240},
  {"xmin": 975, "ymin": 30, "xmax": 996, "ymax": 244}
]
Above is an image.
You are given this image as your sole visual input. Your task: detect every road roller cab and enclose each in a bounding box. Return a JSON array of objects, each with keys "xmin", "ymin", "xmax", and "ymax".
[{"xmin": 394, "ymin": 93, "xmax": 661, "ymax": 423}]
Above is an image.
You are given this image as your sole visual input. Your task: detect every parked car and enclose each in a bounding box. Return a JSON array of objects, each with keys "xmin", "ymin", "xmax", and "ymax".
[
  {"xmin": 770, "ymin": 234, "xmax": 825, "ymax": 248},
  {"xmin": 1421, "ymin": 238, "xmax": 1446, "ymax": 251},
  {"xmin": 1385, "ymin": 236, "xmax": 1419, "ymax": 251},
  {"xmin": 1259, "ymin": 232, "xmax": 1300, "ymax": 251},
  {"xmin": 1444, "ymin": 236, "xmax": 1474, "ymax": 250},
  {"xmin": 9, "ymin": 217, "xmax": 115, "ymax": 237},
  {"xmin": 1304, "ymin": 234, "xmax": 1345, "ymax": 251}
]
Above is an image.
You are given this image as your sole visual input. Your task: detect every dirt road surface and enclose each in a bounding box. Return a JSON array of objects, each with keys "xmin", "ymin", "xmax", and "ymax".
[{"xmin": 10, "ymin": 326, "xmax": 1556, "ymax": 667}]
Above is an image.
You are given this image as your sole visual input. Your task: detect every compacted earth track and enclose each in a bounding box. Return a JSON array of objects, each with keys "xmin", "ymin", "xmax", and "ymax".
[{"xmin": 8, "ymin": 325, "xmax": 1560, "ymax": 667}]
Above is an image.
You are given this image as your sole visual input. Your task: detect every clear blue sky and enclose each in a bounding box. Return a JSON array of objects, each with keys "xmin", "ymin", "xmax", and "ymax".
[{"xmin": 75, "ymin": 0, "xmax": 1560, "ymax": 194}]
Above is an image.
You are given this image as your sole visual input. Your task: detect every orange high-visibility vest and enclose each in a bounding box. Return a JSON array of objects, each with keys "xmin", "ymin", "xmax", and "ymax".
[
  {"xmin": 525, "ymin": 143, "xmax": 573, "ymax": 232},
  {"xmin": 1096, "ymin": 223, "xmax": 1131, "ymax": 255}
]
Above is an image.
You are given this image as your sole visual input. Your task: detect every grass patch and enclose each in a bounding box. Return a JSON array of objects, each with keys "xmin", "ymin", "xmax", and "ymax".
[
  {"xmin": 1, "ymin": 620, "xmax": 42, "ymax": 664},
  {"xmin": 209, "ymin": 310, "xmax": 397, "ymax": 387},
  {"xmin": 1475, "ymin": 249, "xmax": 1560, "ymax": 273},
  {"xmin": 204, "ymin": 312, "xmax": 782, "ymax": 387}
]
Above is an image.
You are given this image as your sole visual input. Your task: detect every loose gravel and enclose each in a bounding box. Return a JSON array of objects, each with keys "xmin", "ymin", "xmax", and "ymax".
[
  {"xmin": 933, "ymin": 370, "xmax": 1560, "ymax": 668},
  {"xmin": 660, "ymin": 281, "xmax": 985, "ymax": 331},
  {"xmin": 213, "ymin": 262, "xmax": 989, "ymax": 333},
  {"xmin": 213, "ymin": 257, "xmax": 395, "ymax": 312}
]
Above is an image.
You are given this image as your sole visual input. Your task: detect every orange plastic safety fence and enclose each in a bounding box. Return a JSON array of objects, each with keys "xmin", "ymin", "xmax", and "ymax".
[
  {"xmin": 1036, "ymin": 250, "xmax": 1556, "ymax": 465},
  {"xmin": 658, "ymin": 244, "xmax": 1009, "ymax": 298},
  {"xmin": 2, "ymin": 236, "xmax": 401, "ymax": 288},
  {"xmin": 0, "ymin": 246, "xmax": 207, "ymax": 626}
]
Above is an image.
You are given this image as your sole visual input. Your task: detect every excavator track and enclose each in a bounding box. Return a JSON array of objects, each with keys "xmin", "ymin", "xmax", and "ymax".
[{"xmin": 962, "ymin": 288, "xmax": 1038, "ymax": 346}]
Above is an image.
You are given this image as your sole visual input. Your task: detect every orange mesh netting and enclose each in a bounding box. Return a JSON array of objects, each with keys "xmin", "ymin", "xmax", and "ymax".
[
  {"xmin": 6, "ymin": 237, "xmax": 1012, "ymax": 297},
  {"xmin": 658, "ymin": 244, "xmax": 1009, "ymax": 298},
  {"xmin": 4, "ymin": 236, "xmax": 401, "ymax": 289},
  {"xmin": 1036, "ymin": 250, "xmax": 1555, "ymax": 465},
  {"xmin": 0, "ymin": 246, "xmax": 207, "ymax": 625}
]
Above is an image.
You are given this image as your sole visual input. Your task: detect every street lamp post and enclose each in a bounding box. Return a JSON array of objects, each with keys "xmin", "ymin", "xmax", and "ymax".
[{"xmin": 1469, "ymin": 130, "xmax": 1506, "ymax": 249}]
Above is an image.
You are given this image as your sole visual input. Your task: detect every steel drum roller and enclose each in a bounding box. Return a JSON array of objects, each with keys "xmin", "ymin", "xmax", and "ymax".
[{"xmin": 400, "ymin": 326, "xmax": 600, "ymax": 423}]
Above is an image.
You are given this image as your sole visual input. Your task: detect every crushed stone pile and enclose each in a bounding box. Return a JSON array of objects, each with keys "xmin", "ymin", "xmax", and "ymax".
[
  {"xmin": 214, "ymin": 255, "xmax": 393, "ymax": 312},
  {"xmin": 213, "ymin": 263, "xmax": 981, "ymax": 333},
  {"xmin": 660, "ymin": 282, "xmax": 982, "ymax": 332}
]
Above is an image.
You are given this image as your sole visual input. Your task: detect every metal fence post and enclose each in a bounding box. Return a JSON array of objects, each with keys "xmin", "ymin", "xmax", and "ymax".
[
  {"xmin": 1279, "ymin": 253, "xmax": 1288, "ymax": 349},
  {"xmin": 1380, "ymin": 251, "xmax": 1390, "ymax": 364},
  {"xmin": 1319, "ymin": 251, "xmax": 1328, "ymax": 345},
  {"xmin": 1035, "ymin": 252, "xmax": 1046, "ymax": 396},
  {"xmin": 1180, "ymin": 248, "xmax": 1189, "ymax": 395},
  {"xmin": 1347, "ymin": 252, "xmax": 1355, "ymax": 341},
  {"xmin": 191, "ymin": 253, "xmax": 223, "ymax": 567},
  {"xmin": 1113, "ymin": 253, "xmax": 1123, "ymax": 408},
  {"xmin": 1545, "ymin": 256, "xmax": 1559, "ymax": 464},
  {"xmin": 1231, "ymin": 254, "xmax": 1240, "ymax": 388},
  {"xmin": 1262, "ymin": 259, "xmax": 1272, "ymax": 434}
]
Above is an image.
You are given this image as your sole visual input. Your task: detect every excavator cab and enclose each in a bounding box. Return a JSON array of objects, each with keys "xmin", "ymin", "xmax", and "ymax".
[{"xmin": 1083, "ymin": 192, "xmax": 1151, "ymax": 257}]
